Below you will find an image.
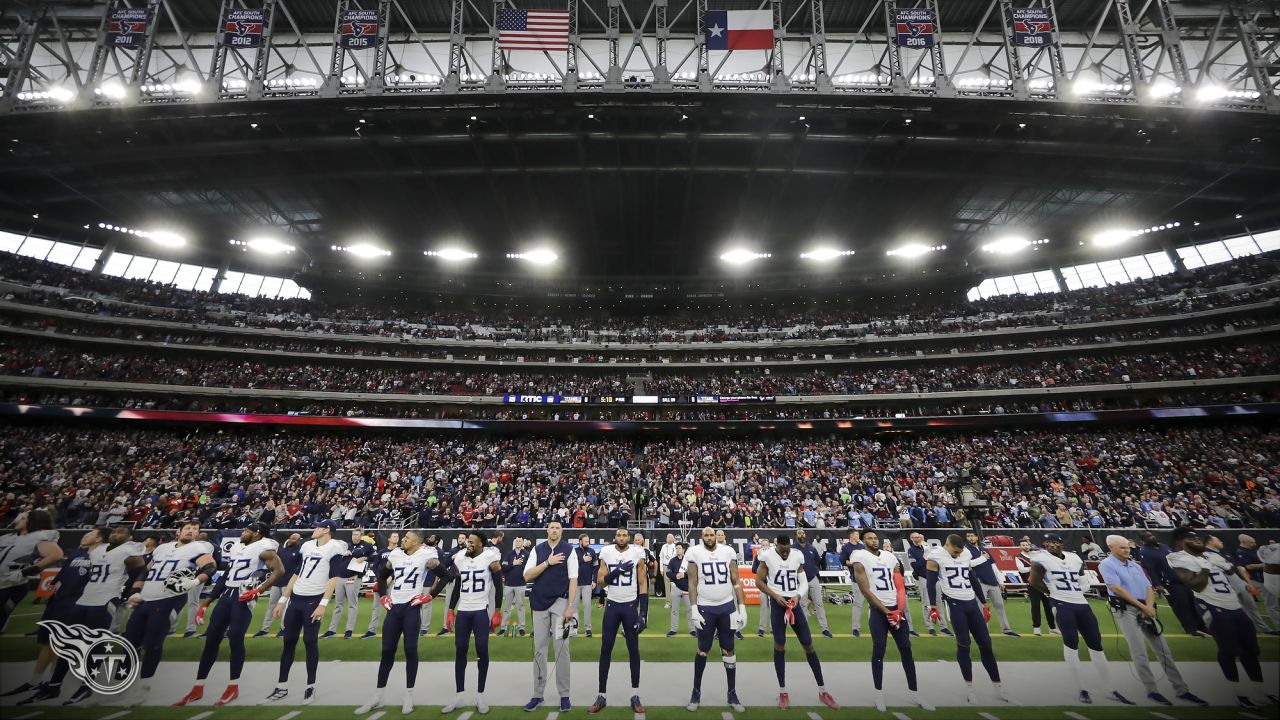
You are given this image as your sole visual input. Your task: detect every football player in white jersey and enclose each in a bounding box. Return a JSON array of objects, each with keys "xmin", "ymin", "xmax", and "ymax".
[
  {"xmin": 0, "ymin": 510, "xmax": 63, "ymax": 632},
  {"xmin": 437, "ymin": 530, "xmax": 504, "ymax": 714},
  {"xmin": 174, "ymin": 522, "xmax": 284, "ymax": 708},
  {"xmin": 1028, "ymin": 533, "xmax": 1132, "ymax": 706},
  {"xmin": 356, "ymin": 530, "xmax": 442, "ymax": 715},
  {"xmin": 851, "ymin": 530, "xmax": 931, "ymax": 712},
  {"xmin": 120, "ymin": 519, "xmax": 216, "ymax": 705},
  {"xmin": 683, "ymin": 526, "xmax": 747, "ymax": 712},
  {"xmin": 925, "ymin": 534, "xmax": 1011, "ymax": 705},
  {"xmin": 589, "ymin": 528, "xmax": 648, "ymax": 714},
  {"xmin": 266, "ymin": 519, "xmax": 350, "ymax": 705},
  {"xmin": 1167, "ymin": 527, "xmax": 1274, "ymax": 708},
  {"xmin": 756, "ymin": 535, "xmax": 840, "ymax": 711}
]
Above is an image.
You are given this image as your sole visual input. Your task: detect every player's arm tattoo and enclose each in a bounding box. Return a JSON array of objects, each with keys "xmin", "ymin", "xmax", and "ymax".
[
  {"xmin": 687, "ymin": 562, "xmax": 700, "ymax": 608},
  {"xmin": 259, "ymin": 549, "xmax": 285, "ymax": 592}
]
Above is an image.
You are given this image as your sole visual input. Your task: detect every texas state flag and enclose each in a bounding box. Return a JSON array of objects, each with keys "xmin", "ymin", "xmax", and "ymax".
[{"xmin": 703, "ymin": 10, "xmax": 774, "ymax": 51}]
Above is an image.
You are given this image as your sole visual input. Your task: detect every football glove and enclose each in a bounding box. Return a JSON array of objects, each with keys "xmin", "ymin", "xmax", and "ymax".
[
  {"xmin": 194, "ymin": 605, "xmax": 207, "ymax": 627},
  {"xmin": 690, "ymin": 606, "xmax": 705, "ymax": 632},
  {"xmin": 982, "ymin": 605, "xmax": 992, "ymax": 623},
  {"xmin": 885, "ymin": 608, "xmax": 902, "ymax": 629},
  {"xmin": 732, "ymin": 605, "xmax": 747, "ymax": 631},
  {"xmin": 238, "ymin": 587, "xmax": 263, "ymax": 603},
  {"xmin": 927, "ymin": 605, "xmax": 942, "ymax": 624},
  {"xmin": 410, "ymin": 593, "xmax": 433, "ymax": 607},
  {"xmin": 381, "ymin": 595, "xmax": 394, "ymax": 610}
]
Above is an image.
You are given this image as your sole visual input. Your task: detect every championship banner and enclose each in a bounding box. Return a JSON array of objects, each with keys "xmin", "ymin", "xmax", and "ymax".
[
  {"xmin": 222, "ymin": 8, "xmax": 266, "ymax": 48},
  {"xmin": 894, "ymin": 8, "xmax": 937, "ymax": 49},
  {"xmin": 106, "ymin": 7, "xmax": 149, "ymax": 48},
  {"xmin": 1010, "ymin": 7, "xmax": 1054, "ymax": 47},
  {"xmin": 339, "ymin": 9, "xmax": 379, "ymax": 49}
]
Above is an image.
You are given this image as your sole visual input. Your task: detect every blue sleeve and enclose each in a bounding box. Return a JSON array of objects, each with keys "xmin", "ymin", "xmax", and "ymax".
[
  {"xmin": 926, "ymin": 568, "xmax": 940, "ymax": 606},
  {"xmin": 327, "ymin": 554, "xmax": 349, "ymax": 579}
]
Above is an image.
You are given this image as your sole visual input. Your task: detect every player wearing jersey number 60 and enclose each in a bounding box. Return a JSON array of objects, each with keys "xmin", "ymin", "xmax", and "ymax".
[
  {"xmin": 924, "ymin": 534, "xmax": 1011, "ymax": 705},
  {"xmin": 755, "ymin": 535, "xmax": 839, "ymax": 711}
]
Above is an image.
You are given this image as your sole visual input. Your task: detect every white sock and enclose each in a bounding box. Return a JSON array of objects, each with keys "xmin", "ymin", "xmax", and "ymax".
[
  {"xmin": 816, "ymin": 685, "xmax": 824, "ymax": 693},
  {"xmin": 1087, "ymin": 649, "xmax": 1112, "ymax": 692},
  {"xmin": 370, "ymin": 688, "xmax": 383, "ymax": 702},
  {"xmin": 1063, "ymin": 646, "xmax": 1084, "ymax": 690}
]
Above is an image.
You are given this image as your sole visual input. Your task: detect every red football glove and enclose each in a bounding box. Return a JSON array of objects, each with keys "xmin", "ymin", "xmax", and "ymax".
[
  {"xmin": 381, "ymin": 595, "xmax": 394, "ymax": 611},
  {"xmin": 410, "ymin": 593, "xmax": 433, "ymax": 607},
  {"xmin": 982, "ymin": 605, "xmax": 992, "ymax": 623},
  {"xmin": 491, "ymin": 612, "xmax": 503, "ymax": 631},
  {"xmin": 194, "ymin": 605, "xmax": 207, "ymax": 627},
  {"xmin": 783, "ymin": 598, "xmax": 797, "ymax": 626},
  {"xmin": 446, "ymin": 609, "xmax": 456, "ymax": 630},
  {"xmin": 885, "ymin": 608, "xmax": 902, "ymax": 629},
  {"xmin": 238, "ymin": 587, "xmax": 262, "ymax": 603},
  {"xmin": 927, "ymin": 605, "xmax": 941, "ymax": 624}
]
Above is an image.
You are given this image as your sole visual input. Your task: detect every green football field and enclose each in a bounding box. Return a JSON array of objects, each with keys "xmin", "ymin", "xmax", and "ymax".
[{"xmin": 4, "ymin": 592, "xmax": 1278, "ymax": 664}]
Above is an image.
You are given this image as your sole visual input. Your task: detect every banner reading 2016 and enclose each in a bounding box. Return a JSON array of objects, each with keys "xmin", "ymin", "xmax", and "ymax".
[
  {"xmin": 339, "ymin": 10, "xmax": 379, "ymax": 49},
  {"xmin": 894, "ymin": 9, "xmax": 937, "ymax": 49}
]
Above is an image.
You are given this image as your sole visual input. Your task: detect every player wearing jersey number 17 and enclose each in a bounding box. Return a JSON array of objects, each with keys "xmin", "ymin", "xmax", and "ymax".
[
  {"xmin": 850, "ymin": 530, "xmax": 932, "ymax": 713},
  {"xmin": 438, "ymin": 531, "xmax": 504, "ymax": 715},
  {"xmin": 924, "ymin": 534, "xmax": 1011, "ymax": 705},
  {"xmin": 755, "ymin": 535, "xmax": 839, "ymax": 711}
]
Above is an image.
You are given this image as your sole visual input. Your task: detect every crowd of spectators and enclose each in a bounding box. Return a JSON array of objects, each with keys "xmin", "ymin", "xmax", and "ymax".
[
  {"xmin": 2, "ymin": 424, "xmax": 1276, "ymax": 532},
  {"xmin": 4, "ymin": 338, "xmax": 1277, "ymax": 397},
  {"xmin": 2, "ymin": 251, "xmax": 1278, "ymax": 344}
]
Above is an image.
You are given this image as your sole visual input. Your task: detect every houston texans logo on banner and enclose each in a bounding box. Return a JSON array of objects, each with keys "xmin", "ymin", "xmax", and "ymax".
[
  {"xmin": 106, "ymin": 8, "xmax": 149, "ymax": 48},
  {"xmin": 339, "ymin": 10, "xmax": 379, "ymax": 49},
  {"xmin": 1010, "ymin": 8, "xmax": 1054, "ymax": 47},
  {"xmin": 222, "ymin": 8, "xmax": 265, "ymax": 48},
  {"xmin": 894, "ymin": 9, "xmax": 937, "ymax": 49}
]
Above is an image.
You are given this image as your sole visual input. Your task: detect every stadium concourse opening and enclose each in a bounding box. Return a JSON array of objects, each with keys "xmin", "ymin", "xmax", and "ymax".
[{"xmin": 2, "ymin": 0, "xmax": 1280, "ymax": 712}]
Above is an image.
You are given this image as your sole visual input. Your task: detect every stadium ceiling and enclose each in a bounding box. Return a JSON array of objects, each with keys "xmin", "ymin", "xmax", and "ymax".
[{"xmin": 0, "ymin": 0, "xmax": 1277, "ymax": 283}]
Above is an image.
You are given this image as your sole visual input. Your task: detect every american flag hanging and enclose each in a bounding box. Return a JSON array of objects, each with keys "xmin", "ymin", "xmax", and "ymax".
[{"xmin": 497, "ymin": 8, "xmax": 570, "ymax": 52}]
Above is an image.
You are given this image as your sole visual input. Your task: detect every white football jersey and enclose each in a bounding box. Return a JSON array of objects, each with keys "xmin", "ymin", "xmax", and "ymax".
[
  {"xmin": 292, "ymin": 538, "xmax": 349, "ymax": 597},
  {"xmin": 926, "ymin": 547, "xmax": 977, "ymax": 602},
  {"xmin": 1029, "ymin": 550, "xmax": 1087, "ymax": 605},
  {"xmin": 1167, "ymin": 550, "xmax": 1240, "ymax": 610},
  {"xmin": 599, "ymin": 544, "xmax": 647, "ymax": 603},
  {"xmin": 385, "ymin": 546, "xmax": 437, "ymax": 604},
  {"xmin": 222, "ymin": 537, "xmax": 280, "ymax": 589},
  {"xmin": 140, "ymin": 540, "xmax": 215, "ymax": 600},
  {"xmin": 453, "ymin": 547, "xmax": 501, "ymax": 612},
  {"xmin": 851, "ymin": 549, "xmax": 902, "ymax": 607},
  {"xmin": 78, "ymin": 541, "xmax": 146, "ymax": 607},
  {"xmin": 757, "ymin": 546, "xmax": 806, "ymax": 600},
  {"xmin": 0, "ymin": 530, "xmax": 59, "ymax": 589},
  {"xmin": 1259, "ymin": 543, "xmax": 1280, "ymax": 565},
  {"xmin": 683, "ymin": 543, "xmax": 739, "ymax": 606}
]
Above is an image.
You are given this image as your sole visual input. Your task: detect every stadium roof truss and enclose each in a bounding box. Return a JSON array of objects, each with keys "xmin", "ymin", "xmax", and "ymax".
[{"xmin": 0, "ymin": 0, "xmax": 1275, "ymax": 114}]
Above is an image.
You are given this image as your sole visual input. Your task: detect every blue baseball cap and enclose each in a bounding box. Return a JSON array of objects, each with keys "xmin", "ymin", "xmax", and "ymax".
[
  {"xmin": 1042, "ymin": 533, "xmax": 1065, "ymax": 544},
  {"xmin": 317, "ymin": 519, "xmax": 340, "ymax": 534}
]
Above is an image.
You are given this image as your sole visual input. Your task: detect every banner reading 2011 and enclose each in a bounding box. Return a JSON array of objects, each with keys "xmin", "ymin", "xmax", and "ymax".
[{"xmin": 106, "ymin": 7, "xmax": 149, "ymax": 48}]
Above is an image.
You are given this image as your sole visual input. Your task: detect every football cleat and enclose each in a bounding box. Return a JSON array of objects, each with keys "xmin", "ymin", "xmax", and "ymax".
[
  {"xmin": 265, "ymin": 688, "xmax": 289, "ymax": 703},
  {"xmin": 1079, "ymin": 690, "xmax": 1093, "ymax": 705},
  {"xmin": 630, "ymin": 695, "xmax": 645, "ymax": 713},
  {"xmin": 302, "ymin": 687, "xmax": 315, "ymax": 704},
  {"xmin": 477, "ymin": 694, "xmax": 490, "ymax": 714},
  {"xmin": 321, "ymin": 630, "xmax": 337, "ymax": 639},
  {"xmin": 214, "ymin": 684, "xmax": 239, "ymax": 707},
  {"xmin": 354, "ymin": 695, "xmax": 384, "ymax": 714},
  {"xmin": 1239, "ymin": 696, "xmax": 1259, "ymax": 710},
  {"xmin": 523, "ymin": 697, "xmax": 544, "ymax": 712},
  {"xmin": 64, "ymin": 685, "xmax": 93, "ymax": 705},
  {"xmin": 667, "ymin": 630, "xmax": 677, "ymax": 637},
  {"xmin": 940, "ymin": 627, "xmax": 953, "ymax": 636},
  {"xmin": 172, "ymin": 685, "xmax": 204, "ymax": 707},
  {"xmin": 360, "ymin": 631, "xmax": 376, "ymax": 639},
  {"xmin": 343, "ymin": 630, "xmax": 352, "ymax": 639},
  {"xmin": 818, "ymin": 691, "xmax": 839, "ymax": 710},
  {"xmin": 441, "ymin": 694, "xmax": 462, "ymax": 713},
  {"xmin": 727, "ymin": 689, "xmax": 745, "ymax": 712},
  {"xmin": 518, "ymin": 628, "xmax": 526, "ymax": 637},
  {"xmin": 821, "ymin": 630, "xmax": 834, "ymax": 638},
  {"xmin": 18, "ymin": 683, "xmax": 60, "ymax": 705},
  {"xmin": 560, "ymin": 696, "xmax": 572, "ymax": 712},
  {"xmin": 590, "ymin": 694, "xmax": 607, "ymax": 713},
  {"xmin": 686, "ymin": 689, "xmax": 701, "ymax": 712},
  {"xmin": 851, "ymin": 628, "xmax": 861, "ymax": 638},
  {"xmin": 1147, "ymin": 692, "xmax": 1172, "ymax": 706},
  {"xmin": 1003, "ymin": 630, "xmax": 1021, "ymax": 637},
  {"xmin": 777, "ymin": 692, "xmax": 790, "ymax": 709},
  {"xmin": 913, "ymin": 694, "xmax": 936, "ymax": 711},
  {"xmin": 1, "ymin": 682, "xmax": 36, "ymax": 698},
  {"xmin": 1111, "ymin": 691, "xmax": 1135, "ymax": 706}
]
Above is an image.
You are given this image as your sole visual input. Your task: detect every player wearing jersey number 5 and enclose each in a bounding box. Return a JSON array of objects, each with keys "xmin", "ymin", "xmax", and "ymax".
[
  {"xmin": 437, "ymin": 531, "xmax": 504, "ymax": 715},
  {"xmin": 684, "ymin": 527, "xmax": 748, "ymax": 712},
  {"xmin": 924, "ymin": 534, "xmax": 1011, "ymax": 705},
  {"xmin": 756, "ymin": 535, "xmax": 839, "ymax": 711},
  {"xmin": 590, "ymin": 528, "xmax": 648, "ymax": 714},
  {"xmin": 850, "ymin": 530, "xmax": 932, "ymax": 713}
]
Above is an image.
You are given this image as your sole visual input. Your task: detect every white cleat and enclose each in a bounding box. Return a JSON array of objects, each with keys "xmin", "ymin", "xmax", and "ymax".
[
  {"xmin": 403, "ymin": 699, "xmax": 414, "ymax": 714},
  {"xmin": 441, "ymin": 694, "xmax": 464, "ymax": 713},
  {"xmin": 125, "ymin": 683, "xmax": 151, "ymax": 707},
  {"xmin": 354, "ymin": 696, "xmax": 384, "ymax": 715},
  {"xmin": 913, "ymin": 694, "xmax": 936, "ymax": 711},
  {"xmin": 966, "ymin": 691, "xmax": 978, "ymax": 705},
  {"xmin": 477, "ymin": 695, "xmax": 489, "ymax": 714},
  {"xmin": 875, "ymin": 694, "xmax": 887, "ymax": 713}
]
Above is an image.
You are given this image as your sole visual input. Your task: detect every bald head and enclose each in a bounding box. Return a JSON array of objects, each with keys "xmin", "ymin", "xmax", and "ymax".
[
  {"xmin": 1107, "ymin": 534, "xmax": 1133, "ymax": 561},
  {"xmin": 1239, "ymin": 534, "xmax": 1257, "ymax": 549}
]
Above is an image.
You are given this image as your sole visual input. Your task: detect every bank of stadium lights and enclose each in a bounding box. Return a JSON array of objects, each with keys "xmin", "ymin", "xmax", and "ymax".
[
  {"xmin": 1092, "ymin": 222, "xmax": 1182, "ymax": 248},
  {"xmin": 139, "ymin": 78, "xmax": 203, "ymax": 97},
  {"xmin": 425, "ymin": 248, "xmax": 478, "ymax": 261},
  {"xmin": 832, "ymin": 74, "xmax": 889, "ymax": 87},
  {"xmin": 507, "ymin": 249, "xmax": 558, "ymax": 266},
  {"xmin": 15, "ymin": 86, "xmax": 75, "ymax": 104},
  {"xmin": 1194, "ymin": 85, "xmax": 1260, "ymax": 103},
  {"xmin": 97, "ymin": 222, "xmax": 186, "ymax": 248},
  {"xmin": 980, "ymin": 237, "xmax": 1049, "ymax": 255},
  {"xmin": 264, "ymin": 77, "xmax": 321, "ymax": 90},
  {"xmin": 955, "ymin": 77, "xmax": 1016, "ymax": 90},
  {"xmin": 93, "ymin": 83, "xmax": 126, "ymax": 99},
  {"xmin": 719, "ymin": 249, "xmax": 771, "ymax": 266},
  {"xmin": 332, "ymin": 242, "xmax": 391, "ymax": 258},
  {"xmin": 231, "ymin": 237, "xmax": 295, "ymax": 255},
  {"xmin": 800, "ymin": 247, "xmax": 855, "ymax": 262},
  {"xmin": 1071, "ymin": 79, "xmax": 1133, "ymax": 97},
  {"xmin": 886, "ymin": 243, "xmax": 946, "ymax": 258}
]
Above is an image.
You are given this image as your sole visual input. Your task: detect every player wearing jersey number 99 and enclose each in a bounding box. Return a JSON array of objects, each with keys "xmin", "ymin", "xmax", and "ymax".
[{"xmin": 684, "ymin": 527, "xmax": 746, "ymax": 712}]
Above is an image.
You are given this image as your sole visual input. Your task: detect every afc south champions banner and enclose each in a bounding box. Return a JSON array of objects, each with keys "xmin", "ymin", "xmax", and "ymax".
[
  {"xmin": 222, "ymin": 8, "xmax": 266, "ymax": 48},
  {"xmin": 339, "ymin": 9, "xmax": 380, "ymax": 49},
  {"xmin": 106, "ymin": 7, "xmax": 149, "ymax": 48},
  {"xmin": 894, "ymin": 9, "xmax": 937, "ymax": 49},
  {"xmin": 1010, "ymin": 7, "xmax": 1055, "ymax": 47}
]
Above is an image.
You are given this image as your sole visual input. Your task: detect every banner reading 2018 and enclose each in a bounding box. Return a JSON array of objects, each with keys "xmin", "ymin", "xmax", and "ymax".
[{"xmin": 1010, "ymin": 8, "xmax": 1054, "ymax": 47}]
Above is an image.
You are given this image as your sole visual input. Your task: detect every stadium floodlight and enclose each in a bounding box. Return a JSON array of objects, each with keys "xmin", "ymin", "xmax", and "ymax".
[
  {"xmin": 426, "ymin": 247, "xmax": 478, "ymax": 261},
  {"xmin": 800, "ymin": 247, "xmax": 854, "ymax": 262},
  {"xmin": 719, "ymin": 248, "xmax": 771, "ymax": 265},
  {"xmin": 886, "ymin": 243, "xmax": 945, "ymax": 258},
  {"xmin": 507, "ymin": 248, "xmax": 558, "ymax": 265},
  {"xmin": 238, "ymin": 237, "xmax": 296, "ymax": 255},
  {"xmin": 1092, "ymin": 229, "xmax": 1137, "ymax": 248},
  {"xmin": 335, "ymin": 242, "xmax": 391, "ymax": 258},
  {"xmin": 980, "ymin": 237, "xmax": 1049, "ymax": 255},
  {"xmin": 1146, "ymin": 82, "xmax": 1181, "ymax": 100},
  {"xmin": 1195, "ymin": 85, "xmax": 1228, "ymax": 104},
  {"xmin": 146, "ymin": 230, "xmax": 186, "ymax": 248}
]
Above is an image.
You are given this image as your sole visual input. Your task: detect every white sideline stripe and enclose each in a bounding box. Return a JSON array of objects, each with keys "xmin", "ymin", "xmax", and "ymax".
[
  {"xmin": 1239, "ymin": 714, "xmax": 1262, "ymax": 720},
  {"xmin": 1151, "ymin": 713, "xmax": 1175, "ymax": 720},
  {"xmin": 546, "ymin": 713, "xmax": 558, "ymax": 720},
  {"xmin": 722, "ymin": 712, "xmax": 735, "ymax": 720},
  {"xmin": 276, "ymin": 712, "xmax": 300, "ymax": 720},
  {"xmin": 100, "ymin": 713, "xmax": 130, "ymax": 720},
  {"xmin": 893, "ymin": 713, "xmax": 913, "ymax": 720},
  {"xmin": 456, "ymin": 713, "xmax": 471, "ymax": 720},
  {"xmin": 187, "ymin": 713, "xmax": 214, "ymax": 720},
  {"xmin": 807, "ymin": 713, "xmax": 823, "ymax": 720},
  {"xmin": 980, "ymin": 713, "xmax": 1001, "ymax": 720},
  {"xmin": 12, "ymin": 712, "xmax": 41, "ymax": 720},
  {"xmin": 367, "ymin": 712, "xmax": 386, "ymax": 720},
  {"xmin": 1064, "ymin": 713, "xmax": 1089, "ymax": 720}
]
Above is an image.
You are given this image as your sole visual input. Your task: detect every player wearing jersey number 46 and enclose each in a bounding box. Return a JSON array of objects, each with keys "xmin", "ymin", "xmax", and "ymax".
[{"xmin": 755, "ymin": 535, "xmax": 839, "ymax": 711}]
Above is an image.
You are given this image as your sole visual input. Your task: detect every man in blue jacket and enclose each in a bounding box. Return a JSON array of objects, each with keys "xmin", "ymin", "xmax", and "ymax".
[
  {"xmin": 839, "ymin": 529, "xmax": 868, "ymax": 637},
  {"xmin": 256, "ymin": 532, "xmax": 302, "ymax": 637},
  {"xmin": 573, "ymin": 535, "xmax": 598, "ymax": 638},
  {"xmin": 1138, "ymin": 530, "xmax": 1207, "ymax": 636},
  {"xmin": 499, "ymin": 536, "xmax": 529, "ymax": 636},
  {"xmin": 667, "ymin": 543, "xmax": 691, "ymax": 637},
  {"xmin": 964, "ymin": 532, "xmax": 1018, "ymax": 637},
  {"xmin": 795, "ymin": 529, "xmax": 833, "ymax": 638},
  {"xmin": 523, "ymin": 521, "xmax": 579, "ymax": 713}
]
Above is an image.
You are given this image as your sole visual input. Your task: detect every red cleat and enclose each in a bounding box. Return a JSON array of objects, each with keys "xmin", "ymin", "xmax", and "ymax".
[
  {"xmin": 818, "ymin": 691, "xmax": 840, "ymax": 710},
  {"xmin": 214, "ymin": 684, "xmax": 239, "ymax": 707},
  {"xmin": 778, "ymin": 692, "xmax": 790, "ymax": 710},
  {"xmin": 172, "ymin": 685, "xmax": 203, "ymax": 707}
]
